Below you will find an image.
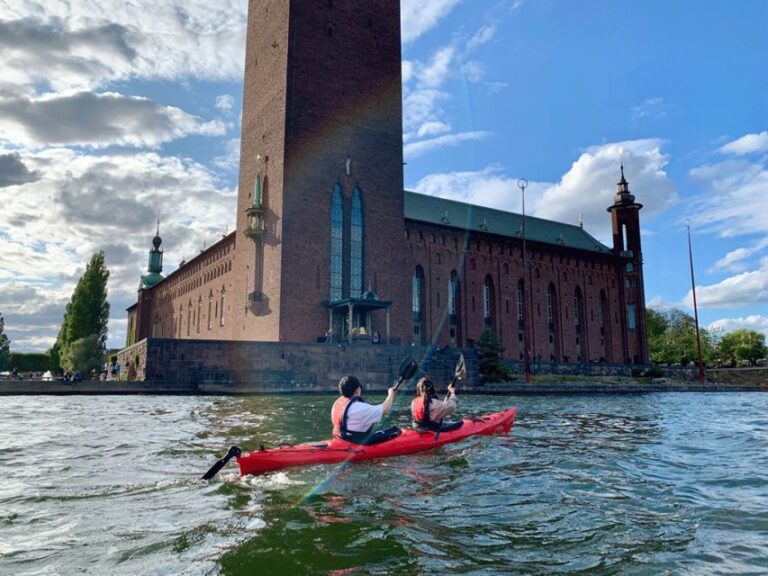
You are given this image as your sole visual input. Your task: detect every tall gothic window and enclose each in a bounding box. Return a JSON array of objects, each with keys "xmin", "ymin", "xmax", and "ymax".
[
  {"xmin": 330, "ymin": 183, "xmax": 343, "ymax": 301},
  {"xmin": 350, "ymin": 187, "xmax": 364, "ymax": 298},
  {"xmin": 449, "ymin": 270, "xmax": 458, "ymax": 318},
  {"xmin": 207, "ymin": 292, "xmax": 213, "ymax": 330},
  {"xmin": 219, "ymin": 289, "xmax": 225, "ymax": 327},
  {"xmin": 517, "ymin": 280, "xmax": 524, "ymax": 329},
  {"xmin": 413, "ymin": 266, "xmax": 425, "ymax": 345},
  {"xmin": 483, "ymin": 275, "xmax": 494, "ymax": 327}
]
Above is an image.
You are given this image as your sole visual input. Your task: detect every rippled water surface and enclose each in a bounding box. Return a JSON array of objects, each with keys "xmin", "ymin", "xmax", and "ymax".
[{"xmin": 1, "ymin": 393, "xmax": 767, "ymax": 575}]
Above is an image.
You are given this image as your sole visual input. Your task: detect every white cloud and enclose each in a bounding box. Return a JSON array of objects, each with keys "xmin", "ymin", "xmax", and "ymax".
[
  {"xmin": 631, "ymin": 97, "xmax": 665, "ymax": 120},
  {"xmin": 719, "ymin": 131, "xmax": 768, "ymax": 155},
  {"xmin": 0, "ymin": 90, "xmax": 226, "ymax": 148},
  {"xmin": 684, "ymin": 260, "xmax": 768, "ymax": 310},
  {"xmin": 0, "ymin": 146, "xmax": 236, "ymax": 351},
  {"xmin": 688, "ymin": 156, "xmax": 768, "ymax": 238},
  {"xmin": 409, "ymin": 139, "xmax": 676, "ymax": 241},
  {"xmin": 708, "ymin": 315, "xmax": 768, "ymax": 338},
  {"xmin": 401, "ymin": 0, "xmax": 463, "ymax": 44},
  {"xmin": 709, "ymin": 239, "xmax": 768, "ymax": 273},
  {"xmin": 534, "ymin": 139, "xmax": 676, "ymax": 239},
  {"xmin": 0, "ymin": 2, "xmax": 247, "ymax": 92},
  {"xmin": 215, "ymin": 94, "xmax": 235, "ymax": 111},
  {"xmin": 405, "ymin": 130, "xmax": 491, "ymax": 158},
  {"xmin": 417, "ymin": 121, "xmax": 451, "ymax": 137},
  {"xmin": 467, "ymin": 24, "xmax": 496, "ymax": 52}
]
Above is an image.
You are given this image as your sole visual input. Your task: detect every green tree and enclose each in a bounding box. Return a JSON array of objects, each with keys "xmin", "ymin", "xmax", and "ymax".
[
  {"xmin": 717, "ymin": 329, "xmax": 767, "ymax": 366},
  {"xmin": 646, "ymin": 307, "xmax": 716, "ymax": 366},
  {"xmin": 61, "ymin": 334, "xmax": 104, "ymax": 374},
  {"xmin": 476, "ymin": 328, "xmax": 510, "ymax": 383},
  {"xmin": 0, "ymin": 312, "xmax": 10, "ymax": 371},
  {"xmin": 49, "ymin": 251, "xmax": 110, "ymax": 372}
]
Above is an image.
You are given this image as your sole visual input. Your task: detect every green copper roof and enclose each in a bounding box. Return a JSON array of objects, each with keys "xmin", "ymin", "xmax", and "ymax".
[{"xmin": 404, "ymin": 191, "xmax": 612, "ymax": 254}]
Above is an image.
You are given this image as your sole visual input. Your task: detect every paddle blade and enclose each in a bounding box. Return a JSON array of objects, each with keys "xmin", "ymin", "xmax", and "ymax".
[
  {"xmin": 454, "ymin": 353, "xmax": 467, "ymax": 382},
  {"xmin": 394, "ymin": 356, "xmax": 419, "ymax": 390},
  {"xmin": 201, "ymin": 445, "xmax": 242, "ymax": 480}
]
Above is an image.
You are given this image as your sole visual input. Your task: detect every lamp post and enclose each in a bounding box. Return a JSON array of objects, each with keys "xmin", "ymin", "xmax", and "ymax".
[
  {"xmin": 518, "ymin": 178, "xmax": 531, "ymax": 383},
  {"xmin": 684, "ymin": 219, "xmax": 705, "ymax": 384}
]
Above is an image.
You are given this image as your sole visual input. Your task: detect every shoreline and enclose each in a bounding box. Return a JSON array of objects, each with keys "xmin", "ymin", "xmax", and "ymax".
[{"xmin": 1, "ymin": 378, "xmax": 765, "ymax": 396}]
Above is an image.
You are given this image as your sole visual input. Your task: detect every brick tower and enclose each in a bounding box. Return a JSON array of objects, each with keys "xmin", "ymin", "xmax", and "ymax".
[
  {"xmin": 232, "ymin": 0, "xmax": 409, "ymax": 343},
  {"xmin": 608, "ymin": 166, "xmax": 648, "ymax": 363}
]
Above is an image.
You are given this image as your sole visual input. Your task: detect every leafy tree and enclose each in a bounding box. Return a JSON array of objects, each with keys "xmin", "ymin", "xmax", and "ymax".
[
  {"xmin": 61, "ymin": 334, "xmax": 104, "ymax": 374},
  {"xmin": 476, "ymin": 328, "xmax": 510, "ymax": 383},
  {"xmin": 0, "ymin": 312, "xmax": 10, "ymax": 371},
  {"xmin": 717, "ymin": 329, "xmax": 767, "ymax": 366},
  {"xmin": 49, "ymin": 252, "xmax": 110, "ymax": 371},
  {"xmin": 646, "ymin": 307, "xmax": 716, "ymax": 366}
]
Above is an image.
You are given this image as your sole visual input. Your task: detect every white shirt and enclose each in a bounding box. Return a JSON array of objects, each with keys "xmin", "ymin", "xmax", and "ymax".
[{"xmin": 343, "ymin": 400, "xmax": 384, "ymax": 433}]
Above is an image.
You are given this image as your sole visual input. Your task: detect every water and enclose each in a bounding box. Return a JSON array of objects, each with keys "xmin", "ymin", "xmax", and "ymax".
[{"xmin": 1, "ymin": 393, "xmax": 767, "ymax": 575}]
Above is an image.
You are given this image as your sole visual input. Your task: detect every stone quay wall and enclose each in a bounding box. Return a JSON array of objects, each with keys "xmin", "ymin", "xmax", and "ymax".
[{"xmin": 121, "ymin": 338, "xmax": 467, "ymax": 395}]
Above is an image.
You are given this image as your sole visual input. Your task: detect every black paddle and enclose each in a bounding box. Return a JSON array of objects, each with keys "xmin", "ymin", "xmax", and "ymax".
[
  {"xmin": 201, "ymin": 445, "xmax": 242, "ymax": 481},
  {"xmin": 447, "ymin": 353, "xmax": 467, "ymax": 396},
  {"xmin": 393, "ymin": 356, "xmax": 419, "ymax": 391},
  {"xmin": 435, "ymin": 354, "xmax": 467, "ymax": 441}
]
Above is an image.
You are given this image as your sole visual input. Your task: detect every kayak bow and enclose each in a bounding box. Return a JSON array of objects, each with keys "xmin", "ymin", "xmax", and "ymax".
[{"xmin": 237, "ymin": 407, "xmax": 517, "ymax": 476}]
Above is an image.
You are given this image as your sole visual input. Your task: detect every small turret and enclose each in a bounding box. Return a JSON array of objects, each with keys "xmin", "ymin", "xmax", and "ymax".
[{"xmin": 140, "ymin": 221, "xmax": 164, "ymax": 289}]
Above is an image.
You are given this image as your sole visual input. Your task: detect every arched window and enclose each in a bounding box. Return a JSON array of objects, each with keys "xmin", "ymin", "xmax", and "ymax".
[
  {"xmin": 330, "ymin": 183, "xmax": 343, "ymax": 301},
  {"xmin": 196, "ymin": 298, "xmax": 202, "ymax": 333},
  {"xmin": 350, "ymin": 187, "xmax": 364, "ymax": 298},
  {"xmin": 207, "ymin": 291, "xmax": 213, "ymax": 330},
  {"xmin": 219, "ymin": 288, "xmax": 226, "ymax": 327},
  {"xmin": 187, "ymin": 302, "xmax": 192, "ymax": 336}
]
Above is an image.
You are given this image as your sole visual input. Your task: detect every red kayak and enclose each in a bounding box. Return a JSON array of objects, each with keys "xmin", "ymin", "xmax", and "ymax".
[{"xmin": 237, "ymin": 407, "xmax": 517, "ymax": 476}]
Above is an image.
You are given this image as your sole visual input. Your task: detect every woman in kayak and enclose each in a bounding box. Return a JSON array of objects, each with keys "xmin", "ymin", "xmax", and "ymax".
[
  {"xmin": 411, "ymin": 376, "xmax": 462, "ymax": 432},
  {"xmin": 331, "ymin": 375, "xmax": 401, "ymax": 445}
]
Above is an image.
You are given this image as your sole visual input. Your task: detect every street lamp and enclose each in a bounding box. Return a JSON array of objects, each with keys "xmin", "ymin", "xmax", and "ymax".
[
  {"xmin": 684, "ymin": 219, "xmax": 705, "ymax": 384},
  {"xmin": 518, "ymin": 178, "xmax": 531, "ymax": 383}
]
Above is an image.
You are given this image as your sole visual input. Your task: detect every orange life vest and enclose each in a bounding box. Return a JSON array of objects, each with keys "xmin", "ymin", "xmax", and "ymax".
[
  {"xmin": 411, "ymin": 395, "xmax": 432, "ymax": 426},
  {"xmin": 332, "ymin": 396, "xmax": 365, "ymax": 438}
]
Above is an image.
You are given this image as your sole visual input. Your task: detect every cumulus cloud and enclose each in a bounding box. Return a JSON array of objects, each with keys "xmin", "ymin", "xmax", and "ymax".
[
  {"xmin": 719, "ymin": 131, "xmax": 768, "ymax": 155},
  {"xmin": 410, "ymin": 139, "xmax": 675, "ymax": 241},
  {"xmin": 709, "ymin": 239, "xmax": 768, "ymax": 273},
  {"xmin": 533, "ymin": 139, "xmax": 676, "ymax": 238},
  {"xmin": 0, "ymin": 3, "xmax": 247, "ymax": 92},
  {"xmin": 401, "ymin": 0, "xmax": 463, "ymax": 44},
  {"xmin": 0, "ymin": 152, "xmax": 40, "ymax": 187},
  {"xmin": 0, "ymin": 91, "xmax": 226, "ymax": 147},
  {"xmin": 708, "ymin": 315, "xmax": 768, "ymax": 338},
  {"xmin": 0, "ymin": 146, "xmax": 236, "ymax": 351}
]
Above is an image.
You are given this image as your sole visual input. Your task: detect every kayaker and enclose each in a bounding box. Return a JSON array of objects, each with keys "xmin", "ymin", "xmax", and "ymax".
[
  {"xmin": 411, "ymin": 376, "xmax": 462, "ymax": 432},
  {"xmin": 331, "ymin": 375, "xmax": 401, "ymax": 445}
]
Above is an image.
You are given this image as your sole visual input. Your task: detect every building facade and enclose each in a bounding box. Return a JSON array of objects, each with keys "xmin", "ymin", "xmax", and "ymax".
[{"xmin": 126, "ymin": 0, "xmax": 648, "ymax": 364}]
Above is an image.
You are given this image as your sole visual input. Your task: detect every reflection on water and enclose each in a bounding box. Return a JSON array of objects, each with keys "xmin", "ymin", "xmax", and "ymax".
[{"xmin": 1, "ymin": 393, "xmax": 767, "ymax": 575}]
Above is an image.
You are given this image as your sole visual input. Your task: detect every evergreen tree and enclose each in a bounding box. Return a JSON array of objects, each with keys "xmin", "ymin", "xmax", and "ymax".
[
  {"xmin": 476, "ymin": 328, "xmax": 510, "ymax": 383},
  {"xmin": 0, "ymin": 312, "xmax": 10, "ymax": 371},
  {"xmin": 50, "ymin": 252, "xmax": 110, "ymax": 371}
]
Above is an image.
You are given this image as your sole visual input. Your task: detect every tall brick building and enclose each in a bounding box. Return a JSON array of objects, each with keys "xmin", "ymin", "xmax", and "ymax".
[{"xmin": 126, "ymin": 0, "xmax": 648, "ymax": 365}]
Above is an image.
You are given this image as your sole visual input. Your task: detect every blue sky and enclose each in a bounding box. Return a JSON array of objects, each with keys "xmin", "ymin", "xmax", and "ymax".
[{"xmin": 1, "ymin": 0, "xmax": 767, "ymax": 352}]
